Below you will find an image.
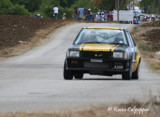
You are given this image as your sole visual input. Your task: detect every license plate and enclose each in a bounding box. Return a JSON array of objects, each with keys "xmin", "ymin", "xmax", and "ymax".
[
  {"xmin": 90, "ymin": 59, "xmax": 103, "ymax": 63},
  {"xmin": 114, "ymin": 62, "xmax": 123, "ymax": 70},
  {"xmin": 114, "ymin": 65, "xmax": 123, "ymax": 70}
]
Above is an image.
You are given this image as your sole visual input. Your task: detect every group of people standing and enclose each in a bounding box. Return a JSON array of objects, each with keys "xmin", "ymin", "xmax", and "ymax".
[
  {"xmin": 73, "ymin": 7, "xmax": 113, "ymax": 22},
  {"xmin": 73, "ymin": 6, "xmax": 85, "ymax": 20},
  {"xmin": 143, "ymin": 16, "xmax": 159, "ymax": 22},
  {"xmin": 134, "ymin": 15, "xmax": 159, "ymax": 24},
  {"xmin": 95, "ymin": 11, "xmax": 113, "ymax": 22},
  {"xmin": 53, "ymin": 6, "xmax": 113, "ymax": 22}
]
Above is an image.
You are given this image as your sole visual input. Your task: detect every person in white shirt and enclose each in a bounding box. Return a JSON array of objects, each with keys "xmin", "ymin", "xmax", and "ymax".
[{"xmin": 53, "ymin": 6, "xmax": 59, "ymax": 19}]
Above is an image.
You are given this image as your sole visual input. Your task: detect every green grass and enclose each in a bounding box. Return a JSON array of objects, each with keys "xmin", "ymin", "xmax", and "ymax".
[
  {"xmin": 138, "ymin": 44, "xmax": 157, "ymax": 52},
  {"xmin": 150, "ymin": 63, "xmax": 160, "ymax": 71}
]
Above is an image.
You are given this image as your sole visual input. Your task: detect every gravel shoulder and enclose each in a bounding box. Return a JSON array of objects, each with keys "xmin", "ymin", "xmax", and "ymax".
[{"xmin": 132, "ymin": 21, "xmax": 160, "ymax": 73}]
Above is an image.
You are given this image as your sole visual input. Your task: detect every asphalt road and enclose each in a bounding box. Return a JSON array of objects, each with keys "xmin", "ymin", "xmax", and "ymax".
[{"xmin": 0, "ymin": 23, "xmax": 160, "ymax": 113}]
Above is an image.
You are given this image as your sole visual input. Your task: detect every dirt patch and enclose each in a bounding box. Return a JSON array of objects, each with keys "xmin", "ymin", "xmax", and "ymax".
[
  {"xmin": 141, "ymin": 29, "xmax": 160, "ymax": 51},
  {"xmin": 132, "ymin": 21, "xmax": 160, "ymax": 72},
  {"xmin": 141, "ymin": 20, "xmax": 160, "ymax": 27},
  {"xmin": 0, "ymin": 15, "xmax": 71, "ymax": 59}
]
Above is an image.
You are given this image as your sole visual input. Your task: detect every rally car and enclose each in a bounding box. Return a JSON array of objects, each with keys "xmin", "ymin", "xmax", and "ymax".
[{"xmin": 64, "ymin": 27, "xmax": 141, "ymax": 80}]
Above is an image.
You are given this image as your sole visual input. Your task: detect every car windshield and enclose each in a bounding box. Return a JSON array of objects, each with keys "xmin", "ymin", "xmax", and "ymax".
[{"xmin": 74, "ymin": 29, "xmax": 128, "ymax": 45}]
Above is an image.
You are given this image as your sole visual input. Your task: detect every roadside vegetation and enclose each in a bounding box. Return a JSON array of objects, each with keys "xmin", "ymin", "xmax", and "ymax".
[
  {"xmin": 0, "ymin": 97, "xmax": 159, "ymax": 117},
  {"xmin": 132, "ymin": 20, "xmax": 160, "ymax": 72},
  {"xmin": 1, "ymin": 0, "xmax": 160, "ymax": 19}
]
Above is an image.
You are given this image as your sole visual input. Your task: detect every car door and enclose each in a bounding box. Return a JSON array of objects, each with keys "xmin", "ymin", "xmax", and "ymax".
[
  {"xmin": 125, "ymin": 31, "xmax": 137, "ymax": 69},
  {"xmin": 126, "ymin": 31, "xmax": 140, "ymax": 72}
]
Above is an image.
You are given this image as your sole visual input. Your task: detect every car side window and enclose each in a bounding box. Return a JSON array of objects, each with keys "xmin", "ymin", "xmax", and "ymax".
[
  {"xmin": 127, "ymin": 32, "xmax": 136, "ymax": 47},
  {"xmin": 126, "ymin": 31, "xmax": 134, "ymax": 47},
  {"xmin": 128, "ymin": 32, "xmax": 136, "ymax": 46}
]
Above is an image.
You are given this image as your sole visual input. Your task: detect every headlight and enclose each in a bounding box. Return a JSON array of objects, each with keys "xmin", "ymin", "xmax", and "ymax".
[
  {"xmin": 113, "ymin": 52, "xmax": 123, "ymax": 58},
  {"xmin": 68, "ymin": 51, "xmax": 80, "ymax": 57},
  {"xmin": 124, "ymin": 52, "xmax": 129, "ymax": 59}
]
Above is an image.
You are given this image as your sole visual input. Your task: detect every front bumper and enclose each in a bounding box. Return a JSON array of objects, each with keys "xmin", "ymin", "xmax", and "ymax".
[{"xmin": 66, "ymin": 58, "xmax": 131, "ymax": 75}]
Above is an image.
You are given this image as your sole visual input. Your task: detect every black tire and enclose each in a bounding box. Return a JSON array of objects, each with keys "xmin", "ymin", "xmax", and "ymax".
[
  {"xmin": 63, "ymin": 61, "xmax": 73, "ymax": 80},
  {"xmin": 132, "ymin": 63, "xmax": 140, "ymax": 80},
  {"xmin": 122, "ymin": 63, "xmax": 132, "ymax": 80},
  {"xmin": 74, "ymin": 73, "xmax": 83, "ymax": 79}
]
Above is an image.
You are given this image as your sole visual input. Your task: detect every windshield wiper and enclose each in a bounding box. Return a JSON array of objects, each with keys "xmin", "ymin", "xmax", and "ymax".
[{"xmin": 109, "ymin": 43, "xmax": 127, "ymax": 45}]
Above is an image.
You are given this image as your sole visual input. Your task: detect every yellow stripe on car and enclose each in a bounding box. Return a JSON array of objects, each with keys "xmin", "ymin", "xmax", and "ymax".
[
  {"xmin": 86, "ymin": 27, "xmax": 123, "ymax": 30},
  {"xmin": 79, "ymin": 44, "xmax": 119, "ymax": 52}
]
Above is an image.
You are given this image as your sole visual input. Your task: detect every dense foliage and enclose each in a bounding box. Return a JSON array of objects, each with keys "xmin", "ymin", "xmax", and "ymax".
[
  {"xmin": 140, "ymin": 0, "xmax": 160, "ymax": 14},
  {"xmin": 0, "ymin": 0, "xmax": 30, "ymax": 16}
]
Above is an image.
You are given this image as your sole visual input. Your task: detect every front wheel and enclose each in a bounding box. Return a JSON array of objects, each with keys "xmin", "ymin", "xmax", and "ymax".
[
  {"xmin": 63, "ymin": 62, "xmax": 73, "ymax": 80},
  {"xmin": 132, "ymin": 63, "xmax": 140, "ymax": 80},
  {"xmin": 122, "ymin": 63, "xmax": 132, "ymax": 80}
]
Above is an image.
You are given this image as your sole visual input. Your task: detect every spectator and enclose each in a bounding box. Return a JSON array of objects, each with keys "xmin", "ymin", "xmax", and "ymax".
[
  {"xmin": 144, "ymin": 16, "xmax": 148, "ymax": 21},
  {"xmin": 101, "ymin": 11, "xmax": 105, "ymax": 22},
  {"xmin": 96, "ymin": 11, "xmax": 101, "ymax": 21},
  {"xmin": 133, "ymin": 16, "xmax": 137, "ymax": 24},
  {"xmin": 104, "ymin": 12, "xmax": 107, "ymax": 21},
  {"xmin": 155, "ymin": 16, "xmax": 158, "ymax": 21},
  {"xmin": 53, "ymin": 6, "xmax": 59, "ymax": 19},
  {"xmin": 91, "ymin": 12, "xmax": 95, "ymax": 21},
  {"xmin": 79, "ymin": 6, "xmax": 84, "ymax": 19},
  {"xmin": 86, "ymin": 11, "xmax": 91, "ymax": 21},
  {"xmin": 137, "ymin": 16, "xmax": 141, "ymax": 24},
  {"xmin": 107, "ymin": 12, "xmax": 110, "ymax": 22},
  {"xmin": 84, "ymin": 9, "xmax": 89, "ymax": 21},
  {"xmin": 34, "ymin": 14, "xmax": 40, "ymax": 18},
  {"xmin": 73, "ymin": 7, "xmax": 78, "ymax": 20},
  {"xmin": 62, "ymin": 13, "xmax": 66, "ymax": 20}
]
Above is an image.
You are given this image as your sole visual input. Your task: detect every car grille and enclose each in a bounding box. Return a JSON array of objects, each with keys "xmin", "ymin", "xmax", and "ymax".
[
  {"xmin": 84, "ymin": 62, "xmax": 109, "ymax": 69},
  {"xmin": 81, "ymin": 51, "xmax": 112, "ymax": 59}
]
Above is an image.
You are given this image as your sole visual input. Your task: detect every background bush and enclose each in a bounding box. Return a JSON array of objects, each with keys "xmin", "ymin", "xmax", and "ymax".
[
  {"xmin": 0, "ymin": 0, "xmax": 13, "ymax": 14},
  {"xmin": 8, "ymin": 4, "xmax": 30, "ymax": 16},
  {"xmin": 0, "ymin": 0, "xmax": 30, "ymax": 16}
]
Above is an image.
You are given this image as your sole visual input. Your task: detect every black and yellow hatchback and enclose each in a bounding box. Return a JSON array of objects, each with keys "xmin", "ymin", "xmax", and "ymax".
[{"xmin": 64, "ymin": 27, "xmax": 141, "ymax": 80}]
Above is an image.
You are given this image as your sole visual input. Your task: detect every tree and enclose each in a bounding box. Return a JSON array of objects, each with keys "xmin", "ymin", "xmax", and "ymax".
[
  {"xmin": 90, "ymin": 0, "xmax": 115, "ymax": 10},
  {"xmin": 0, "ymin": 0, "xmax": 29, "ymax": 16},
  {"xmin": 140, "ymin": 0, "xmax": 160, "ymax": 14},
  {"xmin": 8, "ymin": 4, "xmax": 30, "ymax": 16},
  {"xmin": 120, "ymin": 0, "xmax": 133, "ymax": 10},
  {"xmin": 72, "ymin": 0, "xmax": 92, "ymax": 9},
  {"xmin": 59, "ymin": 0, "xmax": 76, "ymax": 7},
  {"xmin": 11, "ymin": 0, "xmax": 43, "ymax": 12},
  {"xmin": 0, "ymin": 0, "xmax": 13, "ymax": 14}
]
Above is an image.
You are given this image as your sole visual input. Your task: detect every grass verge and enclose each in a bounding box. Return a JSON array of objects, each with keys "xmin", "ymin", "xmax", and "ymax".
[{"xmin": 0, "ymin": 97, "xmax": 160, "ymax": 117}]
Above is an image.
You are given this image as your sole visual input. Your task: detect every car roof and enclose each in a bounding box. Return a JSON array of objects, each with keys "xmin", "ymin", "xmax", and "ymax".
[{"xmin": 83, "ymin": 27, "xmax": 124, "ymax": 30}]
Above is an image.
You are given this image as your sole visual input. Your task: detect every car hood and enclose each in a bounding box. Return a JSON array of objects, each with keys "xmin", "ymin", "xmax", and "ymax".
[{"xmin": 71, "ymin": 44, "xmax": 127, "ymax": 52}]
